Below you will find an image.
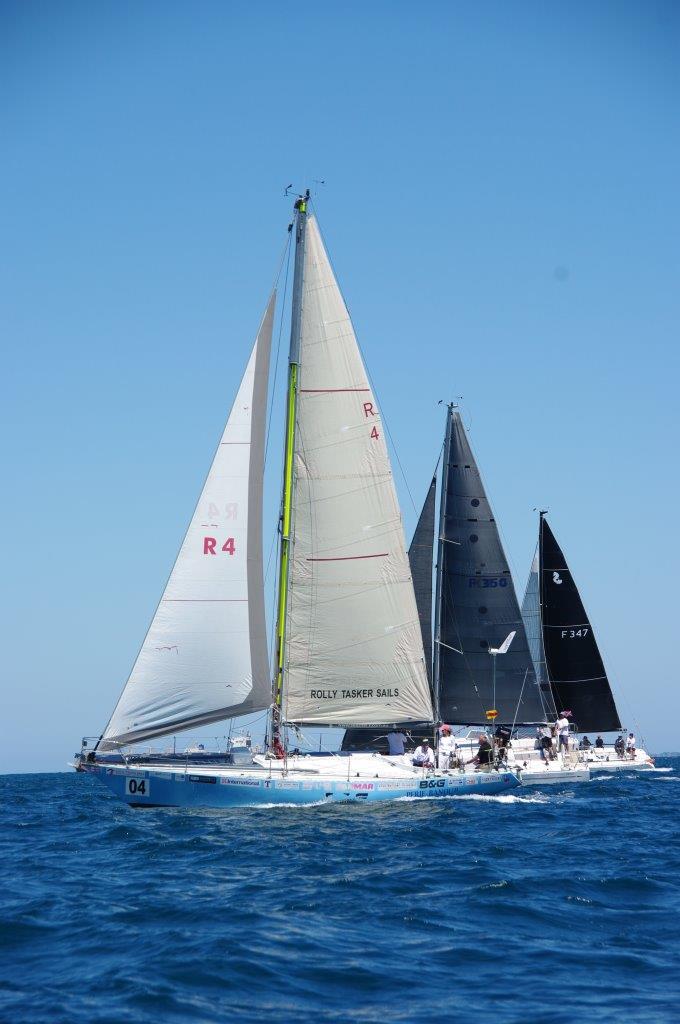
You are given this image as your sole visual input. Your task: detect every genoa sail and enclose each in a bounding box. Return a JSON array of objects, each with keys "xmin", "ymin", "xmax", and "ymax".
[
  {"xmin": 341, "ymin": 477, "xmax": 437, "ymax": 750},
  {"xmin": 408, "ymin": 476, "xmax": 437, "ymax": 685},
  {"xmin": 520, "ymin": 549, "xmax": 556, "ymax": 719},
  {"xmin": 436, "ymin": 408, "xmax": 544, "ymax": 725},
  {"xmin": 282, "ymin": 216, "xmax": 432, "ymax": 727},
  {"xmin": 539, "ymin": 515, "xmax": 621, "ymax": 733},
  {"xmin": 100, "ymin": 295, "xmax": 275, "ymax": 749}
]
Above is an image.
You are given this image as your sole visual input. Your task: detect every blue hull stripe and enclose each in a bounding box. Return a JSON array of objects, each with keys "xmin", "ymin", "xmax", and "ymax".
[{"xmin": 90, "ymin": 765, "xmax": 520, "ymax": 807}]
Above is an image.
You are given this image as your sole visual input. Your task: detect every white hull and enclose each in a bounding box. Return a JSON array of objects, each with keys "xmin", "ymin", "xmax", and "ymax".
[
  {"xmin": 516, "ymin": 762, "xmax": 590, "ymax": 785},
  {"xmin": 584, "ymin": 746, "xmax": 654, "ymax": 772},
  {"xmin": 448, "ymin": 732, "xmax": 591, "ymax": 786}
]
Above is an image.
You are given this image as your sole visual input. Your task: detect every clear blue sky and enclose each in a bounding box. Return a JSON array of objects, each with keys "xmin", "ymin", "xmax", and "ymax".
[{"xmin": 2, "ymin": 1, "xmax": 679, "ymax": 772}]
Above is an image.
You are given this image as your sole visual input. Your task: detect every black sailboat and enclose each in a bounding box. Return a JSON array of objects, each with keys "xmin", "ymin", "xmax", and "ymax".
[
  {"xmin": 523, "ymin": 513, "xmax": 621, "ymax": 734},
  {"xmin": 432, "ymin": 406, "xmax": 545, "ymax": 725},
  {"xmin": 343, "ymin": 404, "xmax": 546, "ymax": 752}
]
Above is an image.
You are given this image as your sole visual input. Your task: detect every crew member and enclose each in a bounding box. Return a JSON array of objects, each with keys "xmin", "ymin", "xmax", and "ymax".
[
  {"xmin": 579, "ymin": 736, "xmax": 592, "ymax": 750},
  {"xmin": 438, "ymin": 725, "xmax": 457, "ymax": 769},
  {"xmin": 467, "ymin": 733, "xmax": 493, "ymax": 768},
  {"xmin": 387, "ymin": 731, "xmax": 408, "ymax": 756},
  {"xmin": 595, "ymin": 735, "xmax": 605, "ymax": 749},
  {"xmin": 412, "ymin": 738, "xmax": 435, "ymax": 768},
  {"xmin": 270, "ymin": 736, "xmax": 285, "ymax": 760},
  {"xmin": 538, "ymin": 724, "xmax": 554, "ymax": 761},
  {"xmin": 614, "ymin": 735, "xmax": 625, "ymax": 758},
  {"xmin": 626, "ymin": 732, "xmax": 636, "ymax": 758},
  {"xmin": 494, "ymin": 724, "xmax": 512, "ymax": 761},
  {"xmin": 555, "ymin": 712, "xmax": 571, "ymax": 754}
]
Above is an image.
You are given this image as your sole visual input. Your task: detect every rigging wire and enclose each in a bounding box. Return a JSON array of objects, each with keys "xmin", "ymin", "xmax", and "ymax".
[{"xmin": 264, "ymin": 230, "xmax": 293, "ymax": 467}]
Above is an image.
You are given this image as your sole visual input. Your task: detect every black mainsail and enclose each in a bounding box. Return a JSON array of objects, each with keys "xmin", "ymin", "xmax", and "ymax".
[
  {"xmin": 538, "ymin": 514, "xmax": 621, "ymax": 733},
  {"xmin": 435, "ymin": 407, "xmax": 545, "ymax": 725}
]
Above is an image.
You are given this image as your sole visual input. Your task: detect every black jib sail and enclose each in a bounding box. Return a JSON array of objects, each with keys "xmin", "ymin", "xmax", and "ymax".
[
  {"xmin": 435, "ymin": 408, "xmax": 545, "ymax": 725},
  {"xmin": 538, "ymin": 514, "xmax": 621, "ymax": 733}
]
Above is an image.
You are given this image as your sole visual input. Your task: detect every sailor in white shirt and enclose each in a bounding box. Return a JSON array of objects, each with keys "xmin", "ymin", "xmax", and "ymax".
[
  {"xmin": 555, "ymin": 713, "xmax": 571, "ymax": 753},
  {"xmin": 626, "ymin": 733, "xmax": 636, "ymax": 757},
  {"xmin": 437, "ymin": 725, "xmax": 457, "ymax": 769},
  {"xmin": 412, "ymin": 738, "xmax": 436, "ymax": 768}
]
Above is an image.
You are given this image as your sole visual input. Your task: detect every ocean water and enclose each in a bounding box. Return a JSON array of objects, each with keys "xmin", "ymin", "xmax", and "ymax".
[{"xmin": 1, "ymin": 761, "xmax": 679, "ymax": 1024}]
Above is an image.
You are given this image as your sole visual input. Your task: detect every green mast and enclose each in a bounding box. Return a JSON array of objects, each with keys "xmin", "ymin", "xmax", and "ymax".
[{"xmin": 272, "ymin": 190, "xmax": 309, "ymax": 744}]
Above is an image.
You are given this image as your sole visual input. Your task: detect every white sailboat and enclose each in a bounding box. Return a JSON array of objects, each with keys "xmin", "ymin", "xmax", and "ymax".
[{"xmin": 77, "ymin": 193, "xmax": 520, "ymax": 807}]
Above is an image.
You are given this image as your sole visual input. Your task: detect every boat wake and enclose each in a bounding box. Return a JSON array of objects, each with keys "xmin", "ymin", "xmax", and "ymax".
[{"xmin": 437, "ymin": 792, "xmax": 550, "ymax": 805}]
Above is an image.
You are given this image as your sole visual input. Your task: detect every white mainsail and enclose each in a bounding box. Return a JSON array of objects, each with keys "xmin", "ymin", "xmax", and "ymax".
[
  {"xmin": 100, "ymin": 295, "xmax": 275, "ymax": 748},
  {"xmin": 282, "ymin": 217, "xmax": 433, "ymax": 726}
]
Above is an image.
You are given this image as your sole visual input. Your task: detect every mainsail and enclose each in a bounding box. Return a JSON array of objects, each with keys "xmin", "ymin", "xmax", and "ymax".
[
  {"xmin": 435, "ymin": 408, "xmax": 544, "ymax": 724},
  {"xmin": 100, "ymin": 295, "xmax": 275, "ymax": 748},
  {"xmin": 281, "ymin": 216, "xmax": 432, "ymax": 726},
  {"xmin": 538, "ymin": 514, "xmax": 621, "ymax": 733}
]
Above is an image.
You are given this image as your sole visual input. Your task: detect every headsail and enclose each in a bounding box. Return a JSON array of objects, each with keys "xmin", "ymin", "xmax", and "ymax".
[
  {"xmin": 435, "ymin": 408, "xmax": 544, "ymax": 725},
  {"xmin": 408, "ymin": 476, "xmax": 437, "ymax": 685},
  {"xmin": 539, "ymin": 515, "xmax": 621, "ymax": 732},
  {"xmin": 282, "ymin": 216, "xmax": 432, "ymax": 727},
  {"xmin": 100, "ymin": 295, "xmax": 275, "ymax": 749},
  {"xmin": 520, "ymin": 548, "xmax": 555, "ymax": 718}
]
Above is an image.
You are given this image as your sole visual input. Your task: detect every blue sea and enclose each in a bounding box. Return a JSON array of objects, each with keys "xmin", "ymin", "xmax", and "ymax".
[{"xmin": 2, "ymin": 761, "xmax": 679, "ymax": 1024}]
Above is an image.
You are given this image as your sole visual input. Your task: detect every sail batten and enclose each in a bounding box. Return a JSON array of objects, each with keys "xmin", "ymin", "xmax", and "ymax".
[
  {"xmin": 100, "ymin": 295, "xmax": 275, "ymax": 749},
  {"xmin": 538, "ymin": 516, "xmax": 621, "ymax": 733},
  {"xmin": 282, "ymin": 216, "xmax": 432, "ymax": 727}
]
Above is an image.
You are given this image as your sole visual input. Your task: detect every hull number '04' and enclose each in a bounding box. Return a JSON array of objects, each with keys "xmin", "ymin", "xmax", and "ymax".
[
  {"xmin": 419, "ymin": 779, "xmax": 446, "ymax": 789},
  {"xmin": 125, "ymin": 777, "xmax": 150, "ymax": 797}
]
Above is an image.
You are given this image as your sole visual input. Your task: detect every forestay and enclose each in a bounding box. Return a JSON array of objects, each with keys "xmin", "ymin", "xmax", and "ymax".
[
  {"xmin": 100, "ymin": 295, "xmax": 275, "ymax": 748},
  {"xmin": 283, "ymin": 216, "xmax": 432, "ymax": 726}
]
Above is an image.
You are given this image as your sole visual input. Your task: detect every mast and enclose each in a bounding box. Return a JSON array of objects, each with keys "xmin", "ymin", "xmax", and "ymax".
[
  {"xmin": 432, "ymin": 403, "xmax": 454, "ymax": 723},
  {"xmin": 272, "ymin": 190, "xmax": 309, "ymax": 740}
]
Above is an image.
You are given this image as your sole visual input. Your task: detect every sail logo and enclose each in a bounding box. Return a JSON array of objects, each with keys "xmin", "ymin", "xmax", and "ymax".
[{"xmin": 553, "ymin": 572, "xmax": 563, "ymax": 585}]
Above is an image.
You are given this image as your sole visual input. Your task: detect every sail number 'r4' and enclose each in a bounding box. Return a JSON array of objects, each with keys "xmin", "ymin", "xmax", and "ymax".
[{"xmin": 203, "ymin": 537, "xmax": 236, "ymax": 555}]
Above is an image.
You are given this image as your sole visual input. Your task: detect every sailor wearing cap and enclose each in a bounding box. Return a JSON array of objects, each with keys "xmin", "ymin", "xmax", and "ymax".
[
  {"xmin": 438, "ymin": 725, "xmax": 457, "ymax": 769},
  {"xmin": 412, "ymin": 737, "xmax": 436, "ymax": 768}
]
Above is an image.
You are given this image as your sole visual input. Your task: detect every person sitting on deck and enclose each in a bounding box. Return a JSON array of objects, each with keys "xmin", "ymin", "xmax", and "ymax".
[
  {"xmin": 466, "ymin": 734, "xmax": 493, "ymax": 769},
  {"xmin": 579, "ymin": 736, "xmax": 592, "ymax": 750},
  {"xmin": 386, "ymin": 731, "xmax": 408, "ymax": 756},
  {"xmin": 595, "ymin": 735, "xmax": 605, "ymax": 749},
  {"xmin": 614, "ymin": 735, "xmax": 626, "ymax": 758},
  {"xmin": 626, "ymin": 733, "xmax": 637, "ymax": 758},
  {"xmin": 538, "ymin": 724, "xmax": 554, "ymax": 761},
  {"xmin": 412, "ymin": 738, "xmax": 435, "ymax": 768}
]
